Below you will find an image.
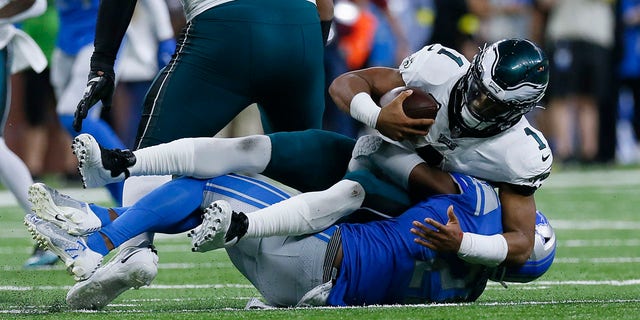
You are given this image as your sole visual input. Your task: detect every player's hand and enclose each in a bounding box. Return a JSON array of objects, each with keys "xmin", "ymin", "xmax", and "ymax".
[
  {"xmin": 157, "ymin": 38, "xmax": 176, "ymax": 69},
  {"xmin": 73, "ymin": 70, "xmax": 114, "ymax": 132},
  {"xmin": 411, "ymin": 205, "xmax": 463, "ymax": 252},
  {"xmin": 376, "ymin": 90, "xmax": 433, "ymax": 141}
]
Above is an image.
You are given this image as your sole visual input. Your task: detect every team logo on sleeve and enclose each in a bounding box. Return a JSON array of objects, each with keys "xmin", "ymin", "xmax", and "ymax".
[{"xmin": 401, "ymin": 56, "xmax": 414, "ymax": 69}]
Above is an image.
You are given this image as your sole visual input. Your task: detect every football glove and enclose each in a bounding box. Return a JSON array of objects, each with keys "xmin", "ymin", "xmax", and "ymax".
[
  {"xmin": 157, "ymin": 38, "xmax": 176, "ymax": 69},
  {"xmin": 73, "ymin": 70, "xmax": 114, "ymax": 132}
]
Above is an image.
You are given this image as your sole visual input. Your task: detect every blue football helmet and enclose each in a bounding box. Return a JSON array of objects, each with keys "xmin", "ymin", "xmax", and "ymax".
[{"xmin": 490, "ymin": 210, "xmax": 556, "ymax": 283}]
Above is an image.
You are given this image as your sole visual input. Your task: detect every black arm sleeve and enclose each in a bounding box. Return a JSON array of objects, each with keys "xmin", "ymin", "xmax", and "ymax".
[{"xmin": 89, "ymin": 0, "xmax": 138, "ymax": 78}]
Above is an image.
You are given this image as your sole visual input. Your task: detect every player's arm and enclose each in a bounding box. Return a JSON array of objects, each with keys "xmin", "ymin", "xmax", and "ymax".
[
  {"xmin": 316, "ymin": 0, "xmax": 333, "ymax": 45},
  {"xmin": 72, "ymin": 0, "xmax": 138, "ymax": 131},
  {"xmin": 497, "ymin": 183, "xmax": 536, "ymax": 265},
  {"xmin": 329, "ymin": 67, "xmax": 433, "ymax": 140},
  {"xmin": 410, "ymin": 180, "xmax": 537, "ymax": 267}
]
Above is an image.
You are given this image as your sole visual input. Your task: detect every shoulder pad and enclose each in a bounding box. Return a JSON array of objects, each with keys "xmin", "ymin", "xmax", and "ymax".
[{"xmin": 400, "ymin": 44, "xmax": 470, "ymax": 91}]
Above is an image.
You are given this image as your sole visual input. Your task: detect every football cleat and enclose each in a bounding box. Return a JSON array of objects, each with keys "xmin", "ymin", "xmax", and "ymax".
[
  {"xmin": 23, "ymin": 246, "xmax": 60, "ymax": 269},
  {"xmin": 72, "ymin": 133, "xmax": 136, "ymax": 188},
  {"xmin": 24, "ymin": 214, "xmax": 102, "ymax": 281},
  {"xmin": 28, "ymin": 183, "xmax": 102, "ymax": 236},
  {"xmin": 66, "ymin": 245, "xmax": 158, "ymax": 310},
  {"xmin": 189, "ymin": 200, "xmax": 248, "ymax": 252}
]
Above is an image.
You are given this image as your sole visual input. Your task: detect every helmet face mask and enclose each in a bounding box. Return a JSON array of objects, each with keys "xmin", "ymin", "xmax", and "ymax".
[{"xmin": 457, "ymin": 39, "xmax": 549, "ymax": 135}]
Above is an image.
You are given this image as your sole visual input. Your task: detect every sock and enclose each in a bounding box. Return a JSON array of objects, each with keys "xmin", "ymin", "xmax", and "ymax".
[
  {"xmin": 245, "ymin": 180, "xmax": 365, "ymax": 237},
  {"xmin": 130, "ymin": 135, "xmax": 271, "ymax": 178},
  {"xmin": 88, "ymin": 204, "xmax": 127, "ymax": 226},
  {"xmin": 86, "ymin": 233, "xmax": 110, "ymax": 256},
  {"xmin": 0, "ymin": 138, "xmax": 34, "ymax": 214},
  {"xmin": 99, "ymin": 177, "xmax": 207, "ymax": 248}
]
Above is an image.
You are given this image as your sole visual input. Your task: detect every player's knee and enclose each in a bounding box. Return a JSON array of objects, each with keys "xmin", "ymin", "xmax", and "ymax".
[{"xmin": 299, "ymin": 180, "xmax": 365, "ymax": 231}]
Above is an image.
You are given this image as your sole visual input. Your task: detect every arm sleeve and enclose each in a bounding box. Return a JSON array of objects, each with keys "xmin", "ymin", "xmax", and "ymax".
[{"xmin": 90, "ymin": 0, "xmax": 138, "ymax": 76}]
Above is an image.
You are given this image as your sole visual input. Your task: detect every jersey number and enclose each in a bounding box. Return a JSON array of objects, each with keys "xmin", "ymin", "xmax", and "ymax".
[
  {"xmin": 524, "ymin": 127, "xmax": 547, "ymax": 150},
  {"xmin": 436, "ymin": 48, "xmax": 464, "ymax": 67}
]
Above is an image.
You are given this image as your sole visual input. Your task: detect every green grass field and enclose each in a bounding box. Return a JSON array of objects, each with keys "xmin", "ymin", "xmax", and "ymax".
[{"xmin": 1, "ymin": 167, "xmax": 640, "ymax": 319}]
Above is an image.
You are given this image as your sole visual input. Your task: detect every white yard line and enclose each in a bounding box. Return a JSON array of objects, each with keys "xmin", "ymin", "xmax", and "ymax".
[{"xmin": 1, "ymin": 279, "xmax": 640, "ymax": 292}]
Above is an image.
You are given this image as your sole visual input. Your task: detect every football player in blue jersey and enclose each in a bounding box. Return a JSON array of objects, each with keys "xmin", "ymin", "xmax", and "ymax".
[
  {"xmin": 24, "ymin": 165, "xmax": 556, "ymax": 309},
  {"xmin": 51, "ymin": 0, "xmax": 127, "ymax": 205}
]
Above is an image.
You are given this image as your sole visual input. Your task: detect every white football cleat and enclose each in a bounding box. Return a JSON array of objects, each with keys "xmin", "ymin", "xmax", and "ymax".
[
  {"xmin": 28, "ymin": 183, "xmax": 102, "ymax": 236},
  {"xmin": 189, "ymin": 200, "xmax": 234, "ymax": 252},
  {"xmin": 66, "ymin": 245, "xmax": 158, "ymax": 310},
  {"xmin": 24, "ymin": 214, "xmax": 102, "ymax": 281},
  {"xmin": 72, "ymin": 133, "xmax": 136, "ymax": 188}
]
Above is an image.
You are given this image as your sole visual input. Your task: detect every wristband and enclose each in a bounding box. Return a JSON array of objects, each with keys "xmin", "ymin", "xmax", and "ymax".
[
  {"xmin": 457, "ymin": 232, "xmax": 508, "ymax": 267},
  {"xmin": 350, "ymin": 92, "xmax": 381, "ymax": 129}
]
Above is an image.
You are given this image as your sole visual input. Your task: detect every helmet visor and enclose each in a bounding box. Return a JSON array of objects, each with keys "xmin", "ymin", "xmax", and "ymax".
[{"xmin": 465, "ymin": 76, "xmax": 512, "ymax": 121}]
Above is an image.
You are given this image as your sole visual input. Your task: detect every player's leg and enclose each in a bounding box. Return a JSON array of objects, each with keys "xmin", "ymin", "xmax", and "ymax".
[
  {"xmin": 74, "ymin": 129, "xmax": 355, "ymax": 191},
  {"xmin": 0, "ymin": 47, "xmax": 56, "ymax": 267},
  {"xmin": 251, "ymin": 0, "xmax": 325, "ymax": 133},
  {"xmin": 226, "ymin": 234, "xmax": 328, "ymax": 307},
  {"xmin": 25, "ymin": 177, "xmax": 209, "ymax": 279}
]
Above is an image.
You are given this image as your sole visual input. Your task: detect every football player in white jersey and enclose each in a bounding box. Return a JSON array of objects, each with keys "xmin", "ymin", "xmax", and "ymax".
[
  {"xmin": 329, "ymin": 38, "xmax": 552, "ymax": 266},
  {"xmin": 67, "ymin": 38, "xmax": 551, "ymax": 300}
]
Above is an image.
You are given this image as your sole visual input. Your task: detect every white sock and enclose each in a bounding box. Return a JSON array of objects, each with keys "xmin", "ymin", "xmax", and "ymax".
[
  {"xmin": 130, "ymin": 135, "xmax": 271, "ymax": 178},
  {"xmin": 0, "ymin": 138, "xmax": 34, "ymax": 214},
  {"xmin": 245, "ymin": 180, "xmax": 365, "ymax": 237}
]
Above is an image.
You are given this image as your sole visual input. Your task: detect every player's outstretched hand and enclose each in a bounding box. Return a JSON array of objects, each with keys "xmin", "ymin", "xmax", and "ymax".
[
  {"xmin": 73, "ymin": 70, "xmax": 114, "ymax": 132},
  {"xmin": 411, "ymin": 205, "xmax": 463, "ymax": 252},
  {"xmin": 377, "ymin": 89, "xmax": 434, "ymax": 141}
]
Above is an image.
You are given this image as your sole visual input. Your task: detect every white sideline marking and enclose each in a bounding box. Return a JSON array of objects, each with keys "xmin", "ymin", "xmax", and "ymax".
[
  {"xmin": 554, "ymin": 257, "xmax": 640, "ymax": 263},
  {"xmin": 550, "ymin": 220, "xmax": 640, "ymax": 230}
]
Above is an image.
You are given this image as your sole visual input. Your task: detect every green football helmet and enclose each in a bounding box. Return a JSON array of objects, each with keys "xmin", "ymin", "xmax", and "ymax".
[{"xmin": 456, "ymin": 38, "xmax": 549, "ymax": 136}]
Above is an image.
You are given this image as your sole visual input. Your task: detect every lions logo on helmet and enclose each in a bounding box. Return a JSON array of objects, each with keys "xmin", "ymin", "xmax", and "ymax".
[
  {"xmin": 455, "ymin": 38, "xmax": 549, "ymax": 136},
  {"xmin": 490, "ymin": 210, "xmax": 557, "ymax": 283}
]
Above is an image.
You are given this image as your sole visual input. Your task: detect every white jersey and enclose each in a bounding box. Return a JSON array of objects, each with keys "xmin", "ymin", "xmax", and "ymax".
[{"xmin": 393, "ymin": 44, "xmax": 552, "ymax": 189}]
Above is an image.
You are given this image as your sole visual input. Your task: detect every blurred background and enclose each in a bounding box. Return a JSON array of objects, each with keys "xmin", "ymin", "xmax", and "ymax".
[{"xmin": 3, "ymin": 0, "xmax": 637, "ymax": 188}]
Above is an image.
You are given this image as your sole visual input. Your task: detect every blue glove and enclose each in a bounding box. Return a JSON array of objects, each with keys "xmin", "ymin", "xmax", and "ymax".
[{"xmin": 157, "ymin": 38, "xmax": 177, "ymax": 69}]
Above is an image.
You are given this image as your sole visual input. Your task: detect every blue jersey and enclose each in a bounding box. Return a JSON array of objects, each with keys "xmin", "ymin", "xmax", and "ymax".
[
  {"xmin": 620, "ymin": 0, "xmax": 640, "ymax": 78},
  {"xmin": 55, "ymin": 0, "xmax": 99, "ymax": 54},
  {"xmin": 327, "ymin": 173, "xmax": 503, "ymax": 306}
]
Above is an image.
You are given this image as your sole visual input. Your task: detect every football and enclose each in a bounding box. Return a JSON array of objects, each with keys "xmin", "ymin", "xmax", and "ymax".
[
  {"xmin": 379, "ymin": 86, "xmax": 440, "ymax": 119},
  {"xmin": 0, "ymin": 0, "xmax": 36, "ymax": 18}
]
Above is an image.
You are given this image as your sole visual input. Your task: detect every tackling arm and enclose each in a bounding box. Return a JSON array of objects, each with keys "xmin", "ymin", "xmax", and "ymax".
[{"xmin": 407, "ymin": 165, "xmax": 536, "ymax": 267}]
